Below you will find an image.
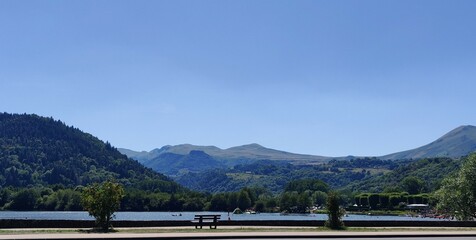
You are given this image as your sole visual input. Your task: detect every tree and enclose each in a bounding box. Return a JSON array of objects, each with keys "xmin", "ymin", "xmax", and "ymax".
[
  {"xmin": 284, "ymin": 179, "xmax": 329, "ymax": 193},
  {"xmin": 325, "ymin": 191, "xmax": 344, "ymax": 229},
  {"xmin": 81, "ymin": 181, "xmax": 125, "ymax": 231},
  {"xmin": 280, "ymin": 191, "xmax": 299, "ymax": 213},
  {"xmin": 368, "ymin": 194, "xmax": 380, "ymax": 209},
  {"xmin": 237, "ymin": 190, "xmax": 252, "ymax": 211},
  {"xmin": 296, "ymin": 192, "xmax": 311, "ymax": 213},
  {"xmin": 436, "ymin": 154, "xmax": 476, "ymax": 220},
  {"xmin": 209, "ymin": 193, "xmax": 227, "ymax": 211},
  {"xmin": 8, "ymin": 188, "xmax": 39, "ymax": 210},
  {"xmin": 312, "ymin": 191, "xmax": 328, "ymax": 207},
  {"xmin": 401, "ymin": 176, "xmax": 425, "ymax": 195},
  {"xmin": 226, "ymin": 192, "xmax": 239, "ymax": 211}
]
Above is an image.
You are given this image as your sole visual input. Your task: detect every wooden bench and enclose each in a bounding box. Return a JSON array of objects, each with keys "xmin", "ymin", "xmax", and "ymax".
[{"xmin": 192, "ymin": 214, "xmax": 221, "ymax": 229}]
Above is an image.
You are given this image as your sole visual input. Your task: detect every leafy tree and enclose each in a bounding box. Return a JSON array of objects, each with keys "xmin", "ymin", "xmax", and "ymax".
[
  {"xmin": 167, "ymin": 194, "xmax": 183, "ymax": 211},
  {"xmin": 8, "ymin": 188, "xmax": 39, "ymax": 210},
  {"xmin": 226, "ymin": 192, "xmax": 239, "ymax": 211},
  {"xmin": 389, "ymin": 195, "xmax": 402, "ymax": 209},
  {"xmin": 436, "ymin": 154, "xmax": 476, "ymax": 220},
  {"xmin": 296, "ymin": 192, "xmax": 311, "ymax": 213},
  {"xmin": 312, "ymin": 191, "xmax": 328, "ymax": 206},
  {"xmin": 81, "ymin": 181, "xmax": 125, "ymax": 231},
  {"xmin": 285, "ymin": 179, "xmax": 329, "ymax": 193},
  {"xmin": 237, "ymin": 190, "xmax": 252, "ymax": 211},
  {"xmin": 368, "ymin": 194, "xmax": 380, "ymax": 209},
  {"xmin": 0, "ymin": 188, "xmax": 12, "ymax": 207},
  {"xmin": 401, "ymin": 176, "xmax": 425, "ymax": 194},
  {"xmin": 379, "ymin": 194, "xmax": 390, "ymax": 209},
  {"xmin": 358, "ymin": 194, "xmax": 369, "ymax": 207},
  {"xmin": 209, "ymin": 193, "xmax": 227, "ymax": 211},
  {"xmin": 265, "ymin": 197, "xmax": 278, "ymax": 210},
  {"xmin": 280, "ymin": 191, "xmax": 298, "ymax": 213},
  {"xmin": 325, "ymin": 191, "xmax": 344, "ymax": 229},
  {"xmin": 254, "ymin": 200, "xmax": 266, "ymax": 212}
]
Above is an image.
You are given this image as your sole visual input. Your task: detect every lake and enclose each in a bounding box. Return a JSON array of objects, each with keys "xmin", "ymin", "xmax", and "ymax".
[{"xmin": 0, "ymin": 211, "xmax": 446, "ymax": 221}]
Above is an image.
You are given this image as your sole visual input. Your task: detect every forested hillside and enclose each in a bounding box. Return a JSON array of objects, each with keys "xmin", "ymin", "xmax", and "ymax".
[
  {"xmin": 0, "ymin": 113, "xmax": 179, "ymax": 190},
  {"xmin": 345, "ymin": 157, "xmax": 461, "ymax": 193},
  {"xmin": 175, "ymin": 158, "xmax": 395, "ymax": 193},
  {"xmin": 175, "ymin": 157, "xmax": 461, "ymax": 194}
]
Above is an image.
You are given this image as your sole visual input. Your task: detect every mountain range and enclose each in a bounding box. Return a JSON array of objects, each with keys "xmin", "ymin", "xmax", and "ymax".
[
  {"xmin": 121, "ymin": 143, "xmax": 329, "ymax": 163},
  {"xmin": 1, "ymin": 112, "xmax": 473, "ymax": 195},
  {"xmin": 120, "ymin": 125, "xmax": 476, "ymax": 175}
]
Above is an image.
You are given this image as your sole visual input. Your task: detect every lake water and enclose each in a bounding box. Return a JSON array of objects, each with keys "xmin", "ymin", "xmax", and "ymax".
[{"xmin": 0, "ymin": 211, "xmax": 446, "ymax": 221}]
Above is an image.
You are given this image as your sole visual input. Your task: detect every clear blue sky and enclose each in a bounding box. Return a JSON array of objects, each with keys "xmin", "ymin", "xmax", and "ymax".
[{"xmin": 1, "ymin": 0, "xmax": 475, "ymax": 156}]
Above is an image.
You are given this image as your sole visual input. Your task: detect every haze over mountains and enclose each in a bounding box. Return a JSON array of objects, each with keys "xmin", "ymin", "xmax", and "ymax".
[{"xmin": 120, "ymin": 125, "xmax": 476, "ymax": 175}]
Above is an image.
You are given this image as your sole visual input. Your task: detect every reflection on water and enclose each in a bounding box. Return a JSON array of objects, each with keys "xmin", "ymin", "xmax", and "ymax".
[{"xmin": 0, "ymin": 211, "xmax": 447, "ymax": 221}]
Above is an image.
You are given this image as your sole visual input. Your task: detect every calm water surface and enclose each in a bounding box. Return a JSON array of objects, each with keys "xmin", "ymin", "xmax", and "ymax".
[{"xmin": 0, "ymin": 211, "xmax": 447, "ymax": 221}]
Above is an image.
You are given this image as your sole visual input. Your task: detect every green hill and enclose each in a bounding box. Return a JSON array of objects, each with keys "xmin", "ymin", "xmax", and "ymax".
[
  {"xmin": 174, "ymin": 158, "xmax": 396, "ymax": 193},
  {"xmin": 381, "ymin": 125, "xmax": 476, "ymax": 160},
  {"xmin": 0, "ymin": 113, "xmax": 181, "ymax": 192},
  {"xmin": 174, "ymin": 156, "xmax": 461, "ymax": 194},
  {"xmin": 344, "ymin": 157, "xmax": 461, "ymax": 193}
]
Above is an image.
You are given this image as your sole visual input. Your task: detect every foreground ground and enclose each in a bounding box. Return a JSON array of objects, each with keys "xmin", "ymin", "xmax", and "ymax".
[{"xmin": 1, "ymin": 227, "xmax": 476, "ymax": 239}]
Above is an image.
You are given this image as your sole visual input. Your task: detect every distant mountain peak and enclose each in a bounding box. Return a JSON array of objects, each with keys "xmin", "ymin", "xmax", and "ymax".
[
  {"xmin": 226, "ymin": 143, "xmax": 265, "ymax": 150},
  {"xmin": 245, "ymin": 143, "xmax": 264, "ymax": 147},
  {"xmin": 382, "ymin": 125, "xmax": 476, "ymax": 160},
  {"xmin": 440, "ymin": 125, "xmax": 476, "ymax": 137}
]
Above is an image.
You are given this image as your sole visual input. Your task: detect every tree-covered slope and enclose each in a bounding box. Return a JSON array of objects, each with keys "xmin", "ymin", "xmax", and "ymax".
[
  {"xmin": 174, "ymin": 158, "xmax": 396, "ymax": 193},
  {"xmin": 174, "ymin": 156, "xmax": 461, "ymax": 194},
  {"xmin": 0, "ymin": 113, "xmax": 181, "ymax": 192},
  {"xmin": 344, "ymin": 157, "xmax": 461, "ymax": 193}
]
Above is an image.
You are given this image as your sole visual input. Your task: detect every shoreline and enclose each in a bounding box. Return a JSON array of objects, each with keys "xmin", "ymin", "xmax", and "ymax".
[
  {"xmin": 0, "ymin": 219, "xmax": 473, "ymax": 229},
  {"xmin": 2, "ymin": 227, "xmax": 476, "ymax": 240}
]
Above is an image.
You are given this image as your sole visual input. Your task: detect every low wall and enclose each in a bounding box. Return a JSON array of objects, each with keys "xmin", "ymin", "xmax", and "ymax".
[
  {"xmin": 221, "ymin": 220, "xmax": 476, "ymax": 227},
  {"xmin": 1, "ymin": 219, "xmax": 475, "ymax": 229}
]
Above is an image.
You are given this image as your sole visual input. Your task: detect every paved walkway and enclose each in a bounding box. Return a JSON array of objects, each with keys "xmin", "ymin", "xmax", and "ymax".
[{"xmin": 1, "ymin": 229, "xmax": 476, "ymax": 239}]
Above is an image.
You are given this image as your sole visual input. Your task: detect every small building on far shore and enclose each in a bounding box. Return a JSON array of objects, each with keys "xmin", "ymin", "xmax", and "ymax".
[{"xmin": 405, "ymin": 204, "xmax": 430, "ymax": 211}]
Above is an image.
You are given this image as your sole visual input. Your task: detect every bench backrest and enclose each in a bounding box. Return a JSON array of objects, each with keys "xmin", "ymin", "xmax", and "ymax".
[{"xmin": 194, "ymin": 215, "xmax": 221, "ymax": 220}]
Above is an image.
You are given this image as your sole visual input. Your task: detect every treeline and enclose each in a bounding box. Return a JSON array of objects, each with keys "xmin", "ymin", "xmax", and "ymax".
[
  {"xmin": 0, "ymin": 179, "xmax": 334, "ymax": 213},
  {"xmin": 0, "ymin": 186, "xmax": 207, "ymax": 211},
  {"xmin": 353, "ymin": 192, "xmax": 431, "ymax": 210},
  {"xmin": 0, "ymin": 187, "xmax": 82, "ymax": 211}
]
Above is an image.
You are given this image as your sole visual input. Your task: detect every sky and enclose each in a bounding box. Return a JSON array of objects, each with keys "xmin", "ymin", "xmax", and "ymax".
[{"xmin": 1, "ymin": 0, "xmax": 475, "ymax": 157}]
